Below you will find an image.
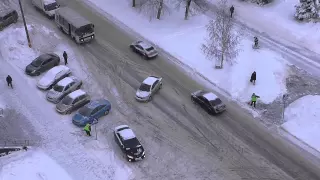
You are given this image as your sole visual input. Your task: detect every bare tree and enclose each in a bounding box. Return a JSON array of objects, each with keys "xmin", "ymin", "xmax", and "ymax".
[
  {"xmin": 176, "ymin": 0, "xmax": 208, "ymax": 20},
  {"xmin": 201, "ymin": 0, "xmax": 241, "ymax": 69},
  {"xmin": 138, "ymin": 0, "xmax": 170, "ymax": 20}
]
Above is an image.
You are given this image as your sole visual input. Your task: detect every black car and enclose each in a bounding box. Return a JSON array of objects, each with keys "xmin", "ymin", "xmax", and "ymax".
[
  {"xmin": 114, "ymin": 125, "xmax": 145, "ymax": 162},
  {"xmin": 191, "ymin": 90, "xmax": 226, "ymax": 114},
  {"xmin": 0, "ymin": 5, "xmax": 18, "ymax": 31},
  {"xmin": 25, "ymin": 53, "xmax": 60, "ymax": 76}
]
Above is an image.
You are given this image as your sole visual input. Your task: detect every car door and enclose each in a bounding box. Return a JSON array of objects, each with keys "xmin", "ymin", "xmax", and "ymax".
[
  {"xmin": 202, "ymin": 98, "xmax": 212, "ymax": 112},
  {"xmin": 90, "ymin": 106, "xmax": 100, "ymax": 119},
  {"xmin": 40, "ymin": 59, "xmax": 50, "ymax": 71},
  {"xmin": 63, "ymin": 83, "xmax": 71, "ymax": 95},
  {"xmin": 65, "ymin": 82, "xmax": 75, "ymax": 94},
  {"xmin": 135, "ymin": 45, "xmax": 144, "ymax": 54},
  {"xmin": 198, "ymin": 96, "xmax": 208, "ymax": 110},
  {"xmin": 71, "ymin": 97, "xmax": 80, "ymax": 111}
]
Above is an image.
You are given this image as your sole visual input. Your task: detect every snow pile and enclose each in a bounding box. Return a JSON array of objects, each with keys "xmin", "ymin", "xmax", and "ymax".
[
  {"xmin": 0, "ymin": 150, "xmax": 74, "ymax": 180},
  {"xmin": 84, "ymin": 0, "xmax": 288, "ymax": 104},
  {"xmin": 282, "ymin": 95, "xmax": 320, "ymax": 152}
]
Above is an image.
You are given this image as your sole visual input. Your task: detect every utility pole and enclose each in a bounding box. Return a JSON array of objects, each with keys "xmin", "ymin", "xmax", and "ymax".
[{"xmin": 18, "ymin": 0, "xmax": 32, "ymax": 48}]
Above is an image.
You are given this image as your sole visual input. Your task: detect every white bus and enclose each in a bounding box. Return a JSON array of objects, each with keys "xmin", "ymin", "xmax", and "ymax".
[{"xmin": 55, "ymin": 7, "xmax": 95, "ymax": 44}]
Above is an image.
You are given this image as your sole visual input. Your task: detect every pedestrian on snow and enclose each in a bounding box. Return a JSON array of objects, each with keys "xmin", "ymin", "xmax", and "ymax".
[
  {"xmin": 251, "ymin": 93, "xmax": 260, "ymax": 108},
  {"xmin": 6, "ymin": 75, "xmax": 13, "ymax": 88},
  {"xmin": 250, "ymin": 71, "xmax": 256, "ymax": 85},
  {"xmin": 63, "ymin": 51, "xmax": 68, "ymax": 65},
  {"xmin": 84, "ymin": 123, "xmax": 91, "ymax": 136},
  {"xmin": 230, "ymin": 5, "xmax": 234, "ymax": 18}
]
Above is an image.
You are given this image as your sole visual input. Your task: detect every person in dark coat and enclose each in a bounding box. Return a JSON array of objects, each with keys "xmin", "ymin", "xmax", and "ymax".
[
  {"xmin": 63, "ymin": 51, "xmax": 68, "ymax": 65},
  {"xmin": 250, "ymin": 71, "xmax": 256, "ymax": 85},
  {"xmin": 6, "ymin": 75, "xmax": 13, "ymax": 88},
  {"xmin": 230, "ymin": 5, "xmax": 235, "ymax": 18}
]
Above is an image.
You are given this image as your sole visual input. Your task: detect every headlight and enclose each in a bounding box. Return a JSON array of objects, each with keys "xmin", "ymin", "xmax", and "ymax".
[
  {"xmin": 31, "ymin": 70, "xmax": 36, "ymax": 73},
  {"xmin": 127, "ymin": 155, "xmax": 133, "ymax": 159},
  {"xmin": 80, "ymin": 39, "xmax": 84, "ymax": 42}
]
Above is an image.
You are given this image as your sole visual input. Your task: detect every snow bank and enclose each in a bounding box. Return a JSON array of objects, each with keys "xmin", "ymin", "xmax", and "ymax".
[
  {"xmin": 84, "ymin": 0, "xmax": 288, "ymax": 103},
  {"xmin": 0, "ymin": 150, "xmax": 74, "ymax": 180},
  {"xmin": 282, "ymin": 95, "xmax": 320, "ymax": 152}
]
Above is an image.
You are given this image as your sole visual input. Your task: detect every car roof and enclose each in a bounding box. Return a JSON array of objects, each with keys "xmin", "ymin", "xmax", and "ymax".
[
  {"xmin": 56, "ymin": 7, "xmax": 92, "ymax": 28},
  {"xmin": 0, "ymin": 3, "xmax": 15, "ymax": 17},
  {"xmin": 57, "ymin": 77, "xmax": 73, "ymax": 86},
  {"xmin": 86, "ymin": 99, "xmax": 109, "ymax": 109},
  {"xmin": 137, "ymin": 41, "xmax": 152, "ymax": 49},
  {"xmin": 68, "ymin": 89, "xmax": 86, "ymax": 99},
  {"xmin": 143, "ymin": 76, "xmax": 159, "ymax": 86},
  {"xmin": 203, "ymin": 92, "xmax": 218, "ymax": 101},
  {"xmin": 49, "ymin": 65, "xmax": 69, "ymax": 74},
  {"xmin": 37, "ymin": 54, "xmax": 52, "ymax": 61},
  {"xmin": 119, "ymin": 128, "xmax": 136, "ymax": 141}
]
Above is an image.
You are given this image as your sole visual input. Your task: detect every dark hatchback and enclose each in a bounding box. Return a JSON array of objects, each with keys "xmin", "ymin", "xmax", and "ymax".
[
  {"xmin": 25, "ymin": 53, "xmax": 60, "ymax": 76},
  {"xmin": 114, "ymin": 125, "xmax": 145, "ymax": 162},
  {"xmin": 191, "ymin": 90, "xmax": 226, "ymax": 114}
]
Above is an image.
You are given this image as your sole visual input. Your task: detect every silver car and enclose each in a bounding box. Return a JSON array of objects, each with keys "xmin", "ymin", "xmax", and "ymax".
[
  {"xmin": 46, "ymin": 76, "xmax": 82, "ymax": 104},
  {"xmin": 130, "ymin": 41, "xmax": 158, "ymax": 59},
  {"xmin": 135, "ymin": 76, "xmax": 162, "ymax": 102},
  {"xmin": 56, "ymin": 89, "xmax": 90, "ymax": 114}
]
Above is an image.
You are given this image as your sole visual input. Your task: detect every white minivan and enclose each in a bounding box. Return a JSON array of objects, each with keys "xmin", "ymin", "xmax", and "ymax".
[{"xmin": 32, "ymin": 0, "xmax": 59, "ymax": 18}]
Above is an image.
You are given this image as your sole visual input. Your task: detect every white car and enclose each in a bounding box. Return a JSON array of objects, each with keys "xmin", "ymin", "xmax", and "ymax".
[
  {"xmin": 37, "ymin": 65, "xmax": 71, "ymax": 90},
  {"xmin": 135, "ymin": 76, "xmax": 162, "ymax": 102},
  {"xmin": 130, "ymin": 41, "xmax": 158, "ymax": 59}
]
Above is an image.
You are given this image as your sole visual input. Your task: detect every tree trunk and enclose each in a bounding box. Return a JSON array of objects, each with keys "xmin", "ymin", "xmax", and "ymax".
[
  {"xmin": 132, "ymin": 0, "xmax": 136, "ymax": 7},
  {"xmin": 157, "ymin": 0, "xmax": 164, "ymax": 19},
  {"xmin": 220, "ymin": 54, "xmax": 224, "ymax": 68},
  {"xmin": 185, "ymin": 0, "xmax": 192, "ymax": 20}
]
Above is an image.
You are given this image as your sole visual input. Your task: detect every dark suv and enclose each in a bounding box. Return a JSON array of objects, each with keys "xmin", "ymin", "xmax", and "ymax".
[{"xmin": 0, "ymin": 5, "xmax": 18, "ymax": 31}]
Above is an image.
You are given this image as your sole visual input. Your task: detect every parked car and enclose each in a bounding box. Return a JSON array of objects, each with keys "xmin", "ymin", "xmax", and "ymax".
[
  {"xmin": 135, "ymin": 76, "xmax": 162, "ymax": 102},
  {"xmin": 46, "ymin": 76, "xmax": 82, "ymax": 103},
  {"xmin": 0, "ymin": 5, "xmax": 18, "ymax": 31},
  {"xmin": 37, "ymin": 65, "xmax": 70, "ymax": 90},
  {"xmin": 56, "ymin": 89, "xmax": 90, "ymax": 114},
  {"xmin": 32, "ymin": 0, "xmax": 60, "ymax": 18},
  {"xmin": 191, "ymin": 90, "xmax": 226, "ymax": 114},
  {"xmin": 130, "ymin": 40, "xmax": 158, "ymax": 59},
  {"xmin": 25, "ymin": 53, "xmax": 60, "ymax": 76},
  {"xmin": 114, "ymin": 125, "xmax": 145, "ymax": 162},
  {"xmin": 72, "ymin": 99, "xmax": 111, "ymax": 127}
]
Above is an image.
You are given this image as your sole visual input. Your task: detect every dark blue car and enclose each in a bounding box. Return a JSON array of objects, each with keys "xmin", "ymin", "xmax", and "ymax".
[{"xmin": 72, "ymin": 99, "xmax": 111, "ymax": 127}]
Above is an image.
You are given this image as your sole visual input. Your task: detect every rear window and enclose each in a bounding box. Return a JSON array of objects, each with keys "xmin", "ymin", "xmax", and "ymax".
[{"xmin": 210, "ymin": 99, "xmax": 222, "ymax": 106}]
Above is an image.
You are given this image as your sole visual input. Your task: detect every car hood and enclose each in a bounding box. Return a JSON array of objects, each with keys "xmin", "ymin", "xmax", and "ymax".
[
  {"xmin": 26, "ymin": 64, "xmax": 38, "ymax": 72},
  {"xmin": 47, "ymin": 90, "xmax": 63, "ymax": 99},
  {"xmin": 38, "ymin": 77, "xmax": 54, "ymax": 88},
  {"xmin": 56, "ymin": 103, "xmax": 70, "ymax": 112},
  {"xmin": 136, "ymin": 90, "xmax": 150, "ymax": 98}
]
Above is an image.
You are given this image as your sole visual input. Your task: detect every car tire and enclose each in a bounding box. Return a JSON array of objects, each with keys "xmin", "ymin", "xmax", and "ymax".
[
  {"xmin": 159, "ymin": 83, "xmax": 162, "ymax": 89},
  {"xmin": 130, "ymin": 45, "xmax": 135, "ymax": 51},
  {"xmin": 144, "ymin": 54, "xmax": 149, "ymax": 60},
  {"xmin": 66, "ymin": 110, "xmax": 71, "ymax": 114},
  {"xmin": 148, "ymin": 96, "xmax": 152, "ymax": 101},
  {"xmin": 104, "ymin": 110, "xmax": 109, "ymax": 115},
  {"xmin": 36, "ymin": 72, "xmax": 41, "ymax": 76},
  {"xmin": 191, "ymin": 97, "xmax": 196, "ymax": 103}
]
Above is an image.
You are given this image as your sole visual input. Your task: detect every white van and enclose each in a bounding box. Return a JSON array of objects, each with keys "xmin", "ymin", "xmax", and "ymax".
[{"xmin": 32, "ymin": 0, "xmax": 59, "ymax": 18}]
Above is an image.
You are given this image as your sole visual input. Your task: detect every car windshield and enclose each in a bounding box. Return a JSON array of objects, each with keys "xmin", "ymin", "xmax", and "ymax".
[
  {"xmin": 75, "ymin": 24, "xmax": 94, "ymax": 36},
  {"xmin": 139, "ymin": 83, "xmax": 151, "ymax": 92},
  {"xmin": 78, "ymin": 106, "xmax": 93, "ymax": 116},
  {"xmin": 62, "ymin": 96, "xmax": 73, "ymax": 105},
  {"xmin": 146, "ymin": 47, "xmax": 154, "ymax": 51},
  {"xmin": 53, "ymin": 85, "xmax": 64, "ymax": 92},
  {"xmin": 44, "ymin": 2, "xmax": 59, "ymax": 11},
  {"xmin": 123, "ymin": 138, "xmax": 140, "ymax": 149},
  {"xmin": 31, "ymin": 59, "xmax": 42, "ymax": 67},
  {"xmin": 210, "ymin": 99, "xmax": 222, "ymax": 106}
]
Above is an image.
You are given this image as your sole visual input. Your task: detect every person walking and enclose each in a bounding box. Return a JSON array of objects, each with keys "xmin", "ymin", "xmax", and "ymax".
[
  {"xmin": 251, "ymin": 93, "xmax": 260, "ymax": 108},
  {"xmin": 84, "ymin": 123, "xmax": 91, "ymax": 136},
  {"xmin": 63, "ymin": 51, "xmax": 68, "ymax": 65},
  {"xmin": 230, "ymin": 5, "xmax": 235, "ymax": 18},
  {"xmin": 6, "ymin": 75, "xmax": 13, "ymax": 88},
  {"xmin": 250, "ymin": 71, "xmax": 256, "ymax": 85}
]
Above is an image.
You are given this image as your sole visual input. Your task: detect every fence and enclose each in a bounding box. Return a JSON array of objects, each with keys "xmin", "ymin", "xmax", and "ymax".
[{"xmin": 0, "ymin": 140, "xmax": 30, "ymax": 148}]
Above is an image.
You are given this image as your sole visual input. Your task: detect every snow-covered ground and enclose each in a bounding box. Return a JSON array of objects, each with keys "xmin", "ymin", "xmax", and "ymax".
[
  {"xmin": 0, "ymin": 24, "xmax": 132, "ymax": 179},
  {"xmin": 228, "ymin": 0, "xmax": 320, "ymax": 54},
  {"xmin": 0, "ymin": 149, "xmax": 73, "ymax": 180},
  {"xmin": 84, "ymin": 0, "xmax": 288, "ymax": 105},
  {"xmin": 282, "ymin": 95, "xmax": 320, "ymax": 152}
]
